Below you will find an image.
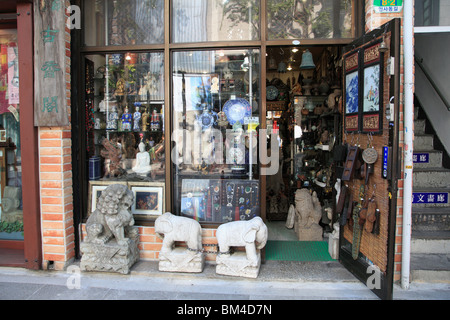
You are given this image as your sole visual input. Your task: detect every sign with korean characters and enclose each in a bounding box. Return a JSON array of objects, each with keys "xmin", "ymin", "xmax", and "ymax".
[
  {"xmin": 373, "ymin": 0, "xmax": 403, "ymax": 13},
  {"xmin": 34, "ymin": 0, "xmax": 69, "ymax": 126}
]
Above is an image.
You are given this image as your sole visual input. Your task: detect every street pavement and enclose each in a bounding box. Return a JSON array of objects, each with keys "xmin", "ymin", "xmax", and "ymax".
[{"xmin": 0, "ymin": 260, "xmax": 449, "ymax": 302}]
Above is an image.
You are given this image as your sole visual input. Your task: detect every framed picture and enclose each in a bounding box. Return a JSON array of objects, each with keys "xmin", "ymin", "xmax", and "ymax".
[
  {"xmin": 362, "ymin": 42, "xmax": 384, "ymax": 133},
  {"xmin": 130, "ymin": 182, "xmax": 164, "ymax": 217},
  {"xmin": 344, "ymin": 51, "xmax": 360, "ymax": 132},
  {"xmin": 88, "ymin": 181, "xmax": 127, "ymax": 215},
  {"xmin": 0, "ymin": 130, "xmax": 6, "ymax": 142}
]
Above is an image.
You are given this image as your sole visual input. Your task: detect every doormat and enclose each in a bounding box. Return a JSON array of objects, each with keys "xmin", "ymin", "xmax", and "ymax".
[{"xmin": 265, "ymin": 240, "xmax": 335, "ymax": 262}]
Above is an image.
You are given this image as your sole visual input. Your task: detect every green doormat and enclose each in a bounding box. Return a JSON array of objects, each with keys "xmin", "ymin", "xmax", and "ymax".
[{"xmin": 265, "ymin": 240, "xmax": 335, "ymax": 262}]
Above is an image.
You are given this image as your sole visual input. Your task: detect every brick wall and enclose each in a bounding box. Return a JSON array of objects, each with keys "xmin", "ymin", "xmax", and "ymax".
[
  {"xmin": 39, "ymin": 0, "xmax": 74, "ymax": 271},
  {"xmin": 364, "ymin": 0, "xmax": 410, "ymax": 283}
]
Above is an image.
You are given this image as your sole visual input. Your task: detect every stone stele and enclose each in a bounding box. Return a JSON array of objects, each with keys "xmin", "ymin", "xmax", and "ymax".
[{"xmin": 80, "ymin": 184, "xmax": 139, "ymax": 274}]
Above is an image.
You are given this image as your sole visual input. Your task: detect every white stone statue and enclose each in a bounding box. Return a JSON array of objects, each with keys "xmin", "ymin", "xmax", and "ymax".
[
  {"xmin": 132, "ymin": 142, "xmax": 151, "ymax": 175},
  {"xmin": 155, "ymin": 212, "xmax": 204, "ymax": 273},
  {"xmin": 294, "ymin": 188, "xmax": 323, "ymax": 241},
  {"xmin": 215, "ymin": 216, "xmax": 268, "ymax": 278}
]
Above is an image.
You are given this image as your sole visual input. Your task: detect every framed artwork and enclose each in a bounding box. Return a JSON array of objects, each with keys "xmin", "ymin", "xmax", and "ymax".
[
  {"xmin": 0, "ymin": 130, "xmax": 6, "ymax": 142},
  {"xmin": 344, "ymin": 51, "xmax": 360, "ymax": 132},
  {"xmin": 362, "ymin": 42, "xmax": 384, "ymax": 133},
  {"xmin": 88, "ymin": 181, "xmax": 127, "ymax": 215},
  {"xmin": 130, "ymin": 182, "xmax": 164, "ymax": 217}
]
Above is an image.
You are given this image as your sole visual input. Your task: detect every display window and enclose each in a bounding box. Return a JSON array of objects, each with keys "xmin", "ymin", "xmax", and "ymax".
[
  {"xmin": 84, "ymin": 52, "xmax": 165, "ymax": 221},
  {"xmin": 266, "ymin": 0, "xmax": 354, "ymax": 40},
  {"xmin": 0, "ymin": 29, "xmax": 23, "ymax": 241},
  {"xmin": 171, "ymin": 49, "xmax": 261, "ymax": 223},
  {"xmin": 171, "ymin": 0, "xmax": 260, "ymax": 43}
]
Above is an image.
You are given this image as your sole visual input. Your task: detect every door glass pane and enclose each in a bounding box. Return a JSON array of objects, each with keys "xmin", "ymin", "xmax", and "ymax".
[
  {"xmin": 172, "ymin": 0, "xmax": 260, "ymax": 43},
  {"xmin": 84, "ymin": 0, "xmax": 164, "ymax": 46},
  {"xmin": 84, "ymin": 52, "xmax": 165, "ymax": 221},
  {"xmin": 267, "ymin": 0, "xmax": 353, "ymax": 40},
  {"xmin": 172, "ymin": 49, "xmax": 261, "ymax": 223},
  {"xmin": 0, "ymin": 30, "xmax": 23, "ymax": 241}
]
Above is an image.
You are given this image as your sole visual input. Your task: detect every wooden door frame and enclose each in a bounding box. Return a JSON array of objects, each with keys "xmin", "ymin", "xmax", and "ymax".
[{"xmin": 0, "ymin": 0, "xmax": 42, "ymax": 270}]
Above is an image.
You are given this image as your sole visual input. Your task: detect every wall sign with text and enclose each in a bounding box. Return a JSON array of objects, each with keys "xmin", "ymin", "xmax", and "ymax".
[
  {"xmin": 34, "ymin": 0, "xmax": 69, "ymax": 127},
  {"xmin": 373, "ymin": 0, "xmax": 403, "ymax": 13}
]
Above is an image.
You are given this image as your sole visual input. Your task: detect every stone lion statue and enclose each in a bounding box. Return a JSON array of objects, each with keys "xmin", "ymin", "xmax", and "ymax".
[
  {"xmin": 294, "ymin": 188, "xmax": 323, "ymax": 241},
  {"xmin": 85, "ymin": 184, "xmax": 138, "ymax": 246}
]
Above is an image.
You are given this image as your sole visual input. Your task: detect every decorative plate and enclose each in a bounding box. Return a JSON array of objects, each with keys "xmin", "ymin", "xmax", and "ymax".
[
  {"xmin": 223, "ymin": 98, "xmax": 251, "ymax": 125},
  {"xmin": 266, "ymin": 86, "xmax": 279, "ymax": 101},
  {"xmin": 196, "ymin": 110, "xmax": 216, "ymax": 131},
  {"xmin": 362, "ymin": 147, "xmax": 378, "ymax": 164}
]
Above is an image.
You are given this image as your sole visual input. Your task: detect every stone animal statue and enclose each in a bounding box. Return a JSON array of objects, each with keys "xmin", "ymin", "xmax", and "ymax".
[
  {"xmin": 216, "ymin": 216, "xmax": 268, "ymax": 267},
  {"xmin": 294, "ymin": 188, "xmax": 323, "ymax": 241},
  {"xmin": 155, "ymin": 212, "xmax": 203, "ymax": 254},
  {"xmin": 85, "ymin": 184, "xmax": 137, "ymax": 246}
]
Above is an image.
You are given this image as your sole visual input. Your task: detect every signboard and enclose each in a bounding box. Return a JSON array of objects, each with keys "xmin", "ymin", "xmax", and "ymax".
[
  {"xmin": 413, "ymin": 153, "xmax": 429, "ymax": 164},
  {"xmin": 412, "ymin": 192, "xmax": 448, "ymax": 204},
  {"xmin": 34, "ymin": 0, "xmax": 69, "ymax": 126},
  {"xmin": 373, "ymin": 0, "xmax": 403, "ymax": 13}
]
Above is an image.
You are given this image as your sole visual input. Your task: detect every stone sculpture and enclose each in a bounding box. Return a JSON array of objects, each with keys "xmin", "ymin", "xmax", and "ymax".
[
  {"xmin": 215, "ymin": 216, "xmax": 268, "ymax": 278},
  {"xmin": 0, "ymin": 186, "xmax": 22, "ymax": 223},
  {"xmin": 155, "ymin": 212, "xmax": 204, "ymax": 273},
  {"xmin": 80, "ymin": 184, "xmax": 139, "ymax": 274},
  {"xmin": 294, "ymin": 188, "xmax": 323, "ymax": 241}
]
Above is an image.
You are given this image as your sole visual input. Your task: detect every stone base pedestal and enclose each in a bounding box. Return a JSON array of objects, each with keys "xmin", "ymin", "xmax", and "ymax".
[
  {"xmin": 158, "ymin": 247, "xmax": 205, "ymax": 273},
  {"xmin": 216, "ymin": 251, "xmax": 261, "ymax": 279},
  {"xmin": 80, "ymin": 238, "xmax": 139, "ymax": 275},
  {"xmin": 295, "ymin": 220, "xmax": 323, "ymax": 241}
]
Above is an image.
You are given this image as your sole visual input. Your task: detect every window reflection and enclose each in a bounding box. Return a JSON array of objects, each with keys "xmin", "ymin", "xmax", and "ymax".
[
  {"xmin": 267, "ymin": 0, "xmax": 353, "ymax": 40},
  {"xmin": 172, "ymin": 49, "xmax": 261, "ymax": 223}
]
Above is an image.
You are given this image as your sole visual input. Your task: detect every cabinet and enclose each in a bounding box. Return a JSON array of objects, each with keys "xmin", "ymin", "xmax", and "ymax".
[{"xmin": 85, "ymin": 53, "xmax": 166, "ymax": 182}]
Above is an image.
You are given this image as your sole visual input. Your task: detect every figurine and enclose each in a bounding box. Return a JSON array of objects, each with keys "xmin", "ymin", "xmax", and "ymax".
[
  {"xmin": 133, "ymin": 104, "xmax": 141, "ymax": 131},
  {"xmin": 121, "ymin": 106, "xmax": 132, "ymax": 131},
  {"xmin": 106, "ymin": 106, "xmax": 119, "ymax": 130},
  {"xmin": 141, "ymin": 108, "xmax": 149, "ymax": 131},
  {"xmin": 132, "ymin": 141, "xmax": 151, "ymax": 175}
]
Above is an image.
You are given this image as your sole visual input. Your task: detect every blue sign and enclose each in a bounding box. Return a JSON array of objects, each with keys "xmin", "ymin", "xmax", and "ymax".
[
  {"xmin": 413, "ymin": 153, "xmax": 429, "ymax": 163},
  {"xmin": 382, "ymin": 146, "xmax": 389, "ymax": 178},
  {"xmin": 412, "ymin": 192, "xmax": 448, "ymax": 204}
]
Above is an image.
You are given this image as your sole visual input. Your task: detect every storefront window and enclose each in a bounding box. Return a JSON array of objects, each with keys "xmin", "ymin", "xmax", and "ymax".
[
  {"xmin": 172, "ymin": 49, "xmax": 261, "ymax": 223},
  {"xmin": 83, "ymin": 0, "xmax": 164, "ymax": 46},
  {"xmin": 85, "ymin": 52, "xmax": 165, "ymax": 221},
  {"xmin": 415, "ymin": 0, "xmax": 450, "ymax": 26},
  {"xmin": 172, "ymin": 0, "xmax": 260, "ymax": 43},
  {"xmin": 0, "ymin": 30, "xmax": 23, "ymax": 240},
  {"xmin": 267, "ymin": 0, "xmax": 353, "ymax": 40}
]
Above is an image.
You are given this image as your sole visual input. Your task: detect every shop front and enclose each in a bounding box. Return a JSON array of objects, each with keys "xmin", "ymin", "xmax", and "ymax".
[
  {"xmin": 0, "ymin": 0, "xmax": 41, "ymax": 269},
  {"xmin": 70, "ymin": 0, "xmax": 404, "ymax": 299}
]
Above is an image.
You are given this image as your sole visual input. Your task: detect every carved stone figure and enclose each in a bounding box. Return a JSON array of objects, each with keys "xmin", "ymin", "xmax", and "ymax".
[
  {"xmin": 0, "ymin": 186, "xmax": 22, "ymax": 223},
  {"xmin": 80, "ymin": 184, "xmax": 139, "ymax": 274},
  {"xmin": 294, "ymin": 188, "xmax": 323, "ymax": 241},
  {"xmin": 132, "ymin": 142, "xmax": 151, "ymax": 175},
  {"xmin": 155, "ymin": 212, "xmax": 204, "ymax": 273},
  {"xmin": 215, "ymin": 216, "xmax": 268, "ymax": 278}
]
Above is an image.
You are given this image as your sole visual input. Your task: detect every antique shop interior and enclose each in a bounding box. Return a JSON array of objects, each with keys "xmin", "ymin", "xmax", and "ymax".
[{"xmin": 84, "ymin": 44, "xmax": 345, "ymax": 262}]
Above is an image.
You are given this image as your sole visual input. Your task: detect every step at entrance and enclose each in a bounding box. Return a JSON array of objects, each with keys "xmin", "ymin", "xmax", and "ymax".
[{"xmin": 411, "ymin": 109, "xmax": 450, "ymax": 283}]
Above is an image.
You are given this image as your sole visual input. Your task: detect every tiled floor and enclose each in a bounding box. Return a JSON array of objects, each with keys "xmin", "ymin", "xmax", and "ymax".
[{"xmin": 267, "ymin": 221, "xmax": 298, "ymax": 241}]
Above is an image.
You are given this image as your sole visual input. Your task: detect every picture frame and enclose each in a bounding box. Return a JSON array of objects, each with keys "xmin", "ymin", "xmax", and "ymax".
[
  {"xmin": 362, "ymin": 42, "xmax": 384, "ymax": 133},
  {"xmin": 129, "ymin": 181, "xmax": 164, "ymax": 218},
  {"xmin": 0, "ymin": 130, "xmax": 6, "ymax": 142},
  {"xmin": 88, "ymin": 181, "xmax": 127, "ymax": 216},
  {"xmin": 343, "ymin": 50, "xmax": 360, "ymax": 132}
]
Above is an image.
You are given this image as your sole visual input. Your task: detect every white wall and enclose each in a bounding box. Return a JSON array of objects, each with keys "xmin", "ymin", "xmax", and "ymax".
[{"xmin": 415, "ymin": 33, "xmax": 450, "ymax": 155}]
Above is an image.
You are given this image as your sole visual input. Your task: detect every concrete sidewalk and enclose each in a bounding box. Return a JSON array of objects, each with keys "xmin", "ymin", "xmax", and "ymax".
[{"xmin": 0, "ymin": 260, "xmax": 449, "ymax": 300}]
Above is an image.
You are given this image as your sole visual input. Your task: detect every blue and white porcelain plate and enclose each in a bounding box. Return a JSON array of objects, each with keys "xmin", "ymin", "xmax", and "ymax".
[{"xmin": 223, "ymin": 98, "xmax": 251, "ymax": 125}]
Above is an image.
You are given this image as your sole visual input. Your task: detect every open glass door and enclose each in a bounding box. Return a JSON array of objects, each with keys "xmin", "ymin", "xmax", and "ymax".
[{"xmin": 338, "ymin": 19, "xmax": 401, "ymax": 300}]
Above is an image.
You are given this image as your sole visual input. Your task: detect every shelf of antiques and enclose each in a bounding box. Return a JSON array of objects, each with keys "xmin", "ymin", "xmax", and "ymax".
[
  {"xmin": 171, "ymin": 49, "xmax": 261, "ymax": 224},
  {"xmin": 85, "ymin": 52, "xmax": 166, "ymax": 188}
]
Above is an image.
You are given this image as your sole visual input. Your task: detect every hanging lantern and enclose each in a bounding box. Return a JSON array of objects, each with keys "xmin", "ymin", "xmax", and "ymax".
[{"xmin": 299, "ymin": 49, "xmax": 316, "ymax": 69}]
